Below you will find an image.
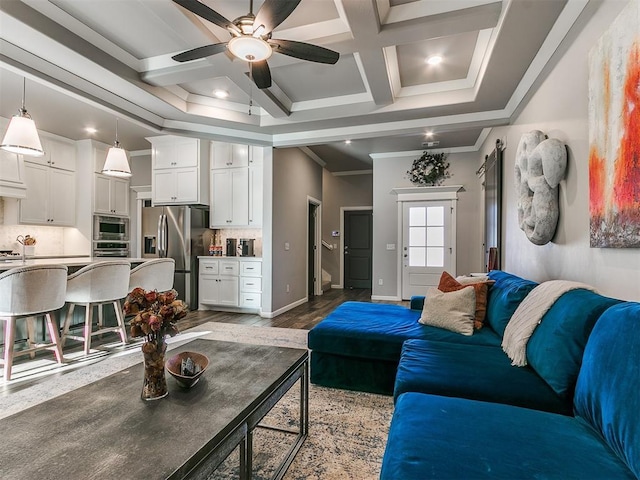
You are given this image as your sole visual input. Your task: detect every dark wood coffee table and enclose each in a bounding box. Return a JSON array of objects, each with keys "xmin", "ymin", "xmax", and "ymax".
[{"xmin": 0, "ymin": 339, "xmax": 309, "ymax": 480}]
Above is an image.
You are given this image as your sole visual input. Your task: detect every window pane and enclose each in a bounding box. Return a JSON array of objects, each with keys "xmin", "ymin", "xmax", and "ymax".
[
  {"xmin": 409, "ymin": 207, "xmax": 426, "ymax": 227},
  {"xmin": 409, "ymin": 247, "xmax": 426, "ymax": 267},
  {"xmin": 426, "ymin": 226, "xmax": 444, "ymax": 246},
  {"xmin": 426, "ymin": 247, "xmax": 444, "ymax": 267},
  {"xmin": 410, "ymin": 227, "xmax": 426, "ymax": 246},
  {"xmin": 426, "ymin": 206, "xmax": 444, "ymax": 226}
]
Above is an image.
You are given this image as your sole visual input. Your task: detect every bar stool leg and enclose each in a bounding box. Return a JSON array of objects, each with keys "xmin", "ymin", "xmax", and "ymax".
[
  {"xmin": 3, "ymin": 317, "xmax": 16, "ymax": 381},
  {"xmin": 61, "ymin": 303, "xmax": 76, "ymax": 348},
  {"xmin": 113, "ymin": 301, "xmax": 128, "ymax": 345},
  {"xmin": 84, "ymin": 304, "xmax": 93, "ymax": 355},
  {"xmin": 26, "ymin": 316, "xmax": 36, "ymax": 359},
  {"xmin": 45, "ymin": 312, "xmax": 64, "ymax": 364}
]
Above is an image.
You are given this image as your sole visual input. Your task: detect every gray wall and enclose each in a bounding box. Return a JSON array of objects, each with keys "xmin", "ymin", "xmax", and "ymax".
[
  {"xmin": 270, "ymin": 147, "xmax": 322, "ymax": 312},
  {"xmin": 372, "ymin": 151, "xmax": 483, "ymax": 299},
  {"xmin": 321, "ymin": 170, "xmax": 373, "ymax": 287},
  {"xmin": 478, "ymin": 0, "xmax": 639, "ymax": 301}
]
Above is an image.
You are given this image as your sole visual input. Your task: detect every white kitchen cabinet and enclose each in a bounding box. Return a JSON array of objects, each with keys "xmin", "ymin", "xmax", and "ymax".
[
  {"xmin": 148, "ymin": 135, "xmax": 209, "ymax": 205},
  {"xmin": 94, "ymin": 173, "xmax": 129, "ymax": 216},
  {"xmin": 28, "ymin": 137, "xmax": 76, "ymax": 171},
  {"xmin": 199, "ymin": 257, "xmax": 261, "ymax": 312},
  {"xmin": 210, "ymin": 168, "xmax": 249, "ymax": 227},
  {"xmin": 198, "ymin": 258, "xmax": 240, "ymax": 307},
  {"xmin": 211, "ymin": 142, "xmax": 249, "ymax": 169},
  {"xmin": 20, "ymin": 161, "xmax": 76, "ymax": 226}
]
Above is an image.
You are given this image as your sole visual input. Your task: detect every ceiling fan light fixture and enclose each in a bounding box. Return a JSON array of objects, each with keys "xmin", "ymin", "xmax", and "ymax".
[{"xmin": 228, "ymin": 36, "xmax": 272, "ymax": 62}]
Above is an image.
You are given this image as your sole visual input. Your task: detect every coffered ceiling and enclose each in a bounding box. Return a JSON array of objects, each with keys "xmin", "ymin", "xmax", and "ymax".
[{"xmin": 0, "ymin": 0, "xmax": 591, "ymax": 171}]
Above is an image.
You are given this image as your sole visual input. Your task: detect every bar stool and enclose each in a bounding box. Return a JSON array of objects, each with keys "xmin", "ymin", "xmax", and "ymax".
[
  {"xmin": 128, "ymin": 258, "xmax": 175, "ymax": 293},
  {"xmin": 61, "ymin": 260, "xmax": 131, "ymax": 355},
  {"xmin": 0, "ymin": 264, "xmax": 68, "ymax": 381}
]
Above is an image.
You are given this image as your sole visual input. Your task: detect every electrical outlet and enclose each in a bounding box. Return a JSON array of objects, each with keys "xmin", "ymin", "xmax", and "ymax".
[
  {"xmin": 286, "ymin": 284, "xmax": 290, "ymax": 293},
  {"xmin": 378, "ymin": 279, "xmax": 383, "ymax": 286}
]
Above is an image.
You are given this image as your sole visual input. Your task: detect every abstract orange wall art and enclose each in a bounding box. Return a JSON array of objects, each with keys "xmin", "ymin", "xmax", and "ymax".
[{"xmin": 588, "ymin": 0, "xmax": 640, "ymax": 248}]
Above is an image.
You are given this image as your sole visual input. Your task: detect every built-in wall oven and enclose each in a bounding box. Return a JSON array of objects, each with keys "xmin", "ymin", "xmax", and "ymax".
[{"xmin": 93, "ymin": 215, "xmax": 130, "ymax": 257}]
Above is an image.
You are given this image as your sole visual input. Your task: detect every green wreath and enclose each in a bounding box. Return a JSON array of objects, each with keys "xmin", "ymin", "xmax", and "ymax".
[{"xmin": 406, "ymin": 151, "xmax": 451, "ymax": 186}]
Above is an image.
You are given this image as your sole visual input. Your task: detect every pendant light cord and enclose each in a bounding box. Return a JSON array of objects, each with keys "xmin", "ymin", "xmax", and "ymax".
[{"xmin": 114, "ymin": 118, "xmax": 121, "ymax": 147}]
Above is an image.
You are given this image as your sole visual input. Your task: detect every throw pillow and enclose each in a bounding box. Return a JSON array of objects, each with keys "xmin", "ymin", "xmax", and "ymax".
[
  {"xmin": 419, "ymin": 286, "xmax": 476, "ymax": 336},
  {"xmin": 455, "ymin": 275, "xmax": 493, "ymax": 285},
  {"xmin": 438, "ymin": 271, "xmax": 491, "ymax": 329}
]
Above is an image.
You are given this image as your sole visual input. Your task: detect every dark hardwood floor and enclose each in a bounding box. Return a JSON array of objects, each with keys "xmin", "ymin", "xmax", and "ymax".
[{"xmin": 181, "ymin": 287, "xmax": 396, "ymax": 331}]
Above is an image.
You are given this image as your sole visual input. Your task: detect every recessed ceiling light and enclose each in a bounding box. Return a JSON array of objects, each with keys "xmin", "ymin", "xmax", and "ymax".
[
  {"xmin": 345, "ymin": 140, "xmax": 351, "ymax": 145},
  {"xmin": 426, "ymin": 55, "xmax": 443, "ymax": 66},
  {"xmin": 425, "ymin": 131, "xmax": 434, "ymax": 138},
  {"xmin": 85, "ymin": 127, "xmax": 97, "ymax": 134},
  {"xmin": 213, "ymin": 89, "xmax": 229, "ymax": 99}
]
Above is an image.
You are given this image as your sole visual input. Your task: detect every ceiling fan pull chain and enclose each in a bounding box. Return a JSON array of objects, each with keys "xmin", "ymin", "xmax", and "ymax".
[{"xmin": 248, "ymin": 64, "xmax": 254, "ymax": 116}]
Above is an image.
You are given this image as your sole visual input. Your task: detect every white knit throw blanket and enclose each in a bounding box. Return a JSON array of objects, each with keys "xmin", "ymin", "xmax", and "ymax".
[{"xmin": 502, "ymin": 280, "xmax": 597, "ymax": 366}]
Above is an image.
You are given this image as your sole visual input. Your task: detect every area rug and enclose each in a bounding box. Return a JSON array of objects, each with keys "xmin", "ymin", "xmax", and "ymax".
[{"xmin": 1, "ymin": 322, "xmax": 394, "ymax": 480}]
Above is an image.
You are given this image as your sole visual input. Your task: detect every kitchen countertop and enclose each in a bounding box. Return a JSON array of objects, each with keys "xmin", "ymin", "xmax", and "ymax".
[
  {"xmin": 197, "ymin": 255, "xmax": 262, "ymax": 260},
  {"xmin": 0, "ymin": 256, "xmax": 149, "ymax": 272}
]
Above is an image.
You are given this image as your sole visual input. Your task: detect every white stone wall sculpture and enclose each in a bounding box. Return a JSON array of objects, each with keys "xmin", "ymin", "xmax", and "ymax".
[{"xmin": 514, "ymin": 130, "xmax": 567, "ymax": 245}]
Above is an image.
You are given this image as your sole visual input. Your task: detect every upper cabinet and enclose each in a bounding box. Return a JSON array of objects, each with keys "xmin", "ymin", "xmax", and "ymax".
[
  {"xmin": 0, "ymin": 149, "xmax": 27, "ymax": 199},
  {"xmin": 94, "ymin": 173, "xmax": 129, "ymax": 216},
  {"xmin": 148, "ymin": 135, "xmax": 209, "ymax": 206},
  {"xmin": 19, "ymin": 136, "xmax": 77, "ymax": 226},
  {"xmin": 210, "ymin": 143, "xmax": 264, "ymax": 228}
]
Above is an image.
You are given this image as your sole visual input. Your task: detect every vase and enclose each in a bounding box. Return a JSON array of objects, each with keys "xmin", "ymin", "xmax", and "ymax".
[{"xmin": 141, "ymin": 340, "xmax": 168, "ymax": 401}]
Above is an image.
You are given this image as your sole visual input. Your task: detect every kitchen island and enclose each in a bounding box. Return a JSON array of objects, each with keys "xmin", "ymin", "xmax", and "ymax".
[{"xmin": 0, "ymin": 256, "xmax": 149, "ymax": 272}]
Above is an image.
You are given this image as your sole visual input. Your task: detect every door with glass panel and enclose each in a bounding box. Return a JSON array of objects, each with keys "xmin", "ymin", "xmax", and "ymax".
[{"xmin": 402, "ymin": 201, "xmax": 453, "ymax": 299}]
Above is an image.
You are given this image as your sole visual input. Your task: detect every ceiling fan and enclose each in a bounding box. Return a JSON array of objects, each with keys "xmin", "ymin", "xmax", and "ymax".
[{"xmin": 171, "ymin": 0, "xmax": 340, "ymax": 89}]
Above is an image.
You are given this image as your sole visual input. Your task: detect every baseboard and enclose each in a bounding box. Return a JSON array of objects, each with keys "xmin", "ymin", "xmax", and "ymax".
[
  {"xmin": 260, "ymin": 296, "xmax": 308, "ymax": 318},
  {"xmin": 371, "ymin": 295, "xmax": 402, "ymax": 301}
]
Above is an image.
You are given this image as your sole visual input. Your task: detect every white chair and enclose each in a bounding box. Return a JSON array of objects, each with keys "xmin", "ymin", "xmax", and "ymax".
[
  {"xmin": 128, "ymin": 258, "xmax": 175, "ymax": 293},
  {"xmin": 0, "ymin": 264, "xmax": 68, "ymax": 381},
  {"xmin": 61, "ymin": 261, "xmax": 131, "ymax": 355}
]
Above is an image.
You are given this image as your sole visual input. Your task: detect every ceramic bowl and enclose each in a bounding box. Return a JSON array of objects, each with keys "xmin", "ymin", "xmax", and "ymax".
[{"xmin": 166, "ymin": 351, "xmax": 209, "ymax": 388}]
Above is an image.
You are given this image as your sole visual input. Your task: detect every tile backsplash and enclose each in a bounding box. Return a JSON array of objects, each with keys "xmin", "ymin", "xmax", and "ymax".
[{"xmin": 0, "ymin": 197, "xmax": 66, "ymax": 256}]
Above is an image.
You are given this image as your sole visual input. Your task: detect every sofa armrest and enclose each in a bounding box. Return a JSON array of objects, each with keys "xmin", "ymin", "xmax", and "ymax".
[{"xmin": 410, "ymin": 296, "xmax": 425, "ymax": 311}]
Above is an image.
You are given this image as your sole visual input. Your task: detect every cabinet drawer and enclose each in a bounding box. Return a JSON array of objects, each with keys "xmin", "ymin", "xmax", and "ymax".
[
  {"xmin": 219, "ymin": 260, "xmax": 239, "ymax": 275},
  {"xmin": 241, "ymin": 277, "xmax": 261, "ymax": 293},
  {"xmin": 241, "ymin": 261, "xmax": 262, "ymax": 277},
  {"xmin": 240, "ymin": 293, "xmax": 261, "ymax": 309},
  {"xmin": 200, "ymin": 260, "xmax": 219, "ymax": 275}
]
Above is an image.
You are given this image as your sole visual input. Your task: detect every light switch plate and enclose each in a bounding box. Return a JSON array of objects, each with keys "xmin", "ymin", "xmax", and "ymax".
[{"xmin": 284, "ymin": 242, "xmax": 290, "ymax": 251}]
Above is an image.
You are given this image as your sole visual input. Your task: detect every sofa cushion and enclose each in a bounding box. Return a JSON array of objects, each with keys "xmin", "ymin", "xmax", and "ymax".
[
  {"xmin": 308, "ymin": 301, "xmax": 502, "ymax": 363},
  {"xmin": 574, "ymin": 302, "xmax": 640, "ymax": 479},
  {"xmin": 486, "ymin": 270, "xmax": 538, "ymax": 336},
  {"xmin": 527, "ymin": 289, "xmax": 622, "ymax": 401},
  {"xmin": 381, "ymin": 392, "xmax": 635, "ymax": 480},
  {"xmin": 394, "ymin": 339, "xmax": 570, "ymax": 414},
  {"xmin": 418, "ymin": 286, "xmax": 476, "ymax": 335},
  {"xmin": 438, "ymin": 271, "xmax": 492, "ymax": 329}
]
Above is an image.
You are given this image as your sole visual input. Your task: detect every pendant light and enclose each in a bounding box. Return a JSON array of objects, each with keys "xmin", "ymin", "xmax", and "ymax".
[
  {"xmin": 1, "ymin": 77, "xmax": 45, "ymax": 157},
  {"xmin": 102, "ymin": 118, "xmax": 131, "ymax": 177}
]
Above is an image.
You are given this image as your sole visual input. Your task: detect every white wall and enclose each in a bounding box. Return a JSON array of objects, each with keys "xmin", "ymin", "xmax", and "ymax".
[
  {"xmin": 479, "ymin": 0, "xmax": 640, "ymax": 301},
  {"xmin": 372, "ymin": 151, "xmax": 484, "ymax": 299}
]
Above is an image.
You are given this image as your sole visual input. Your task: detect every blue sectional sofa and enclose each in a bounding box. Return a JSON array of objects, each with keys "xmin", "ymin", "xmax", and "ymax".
[{"xmin": 380, "ymin": 302, "xmax": 640, "ymax": 479}]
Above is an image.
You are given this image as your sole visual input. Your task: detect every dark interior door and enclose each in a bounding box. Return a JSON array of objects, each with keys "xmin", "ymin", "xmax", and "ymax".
[
  {"xmin": 308, "ymin": 203, "xmax": 317, "ymax": 297},
  {"xmin": 344, "ymin": 210, "xmax": 373, "ymax": 289}
]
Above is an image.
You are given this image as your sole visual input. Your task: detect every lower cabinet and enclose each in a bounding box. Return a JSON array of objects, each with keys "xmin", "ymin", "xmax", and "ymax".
[{"xmin": 199, "ymin": 257, "xmax": 262, "ymax": 312}]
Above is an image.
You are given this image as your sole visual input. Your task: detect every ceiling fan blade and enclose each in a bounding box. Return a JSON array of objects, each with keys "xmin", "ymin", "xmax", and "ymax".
[
  {"xmin": 173, "ymin": 0, "xmax": 240, "ymax": 34},
  {"xmin": 253, "ymin": 0, "xmax": 302, "ymax": 34},
  {"xmin": 269, "ymin": 39, "xmax": 339, "ymax": 64},
  {"xmin": 172, "ymin": 43, "xmax": 228, "ymax": 62},
  {"xmin": 251, "ymin": 60, "xmax": 272, "ymax": 89}
]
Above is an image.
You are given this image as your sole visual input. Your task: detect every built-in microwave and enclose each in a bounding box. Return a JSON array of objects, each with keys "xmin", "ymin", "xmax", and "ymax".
[{"xmin": 94, "ymin": 215, "xmax": 129, "ymax": 241}]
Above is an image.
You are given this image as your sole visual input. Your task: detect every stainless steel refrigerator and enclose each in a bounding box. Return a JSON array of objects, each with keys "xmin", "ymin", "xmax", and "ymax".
[{"xmin": 141, "ymin": 204, "xmax": 208, "ymax": 308}]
